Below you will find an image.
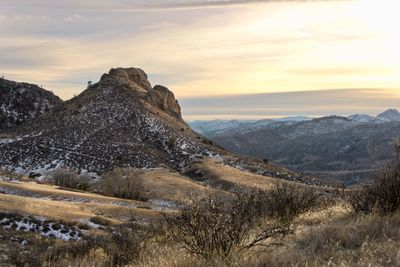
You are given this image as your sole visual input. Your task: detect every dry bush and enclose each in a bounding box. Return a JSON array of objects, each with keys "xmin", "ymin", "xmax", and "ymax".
[
  {"xmin": 49, "ymin": 167, "xmax": 91, "ymax": 191},
  {"xmin": 101, "ymin": 168, "xmax": 148, "ymax": 201},
  {"xmin": 349, "ymin": 155, "xmax": 400, "ymax": 214},
  {"xmin": 286, "ymin": 212, "xmax": 400, "ymax": 266},
  {"xmin": 8, "ymin": 236, "xmax": 54, "ymax": 267},
  {"xmin": 164, "ymin": 190, "xmax": 292, "ymax": 260},
  {"xmin": 7, "ymin": 222, "xmax": 152, "ymax": 267},
  {"xmin": 89, "ymin": 216, "xmax": 112, "ymax": 227},
  {"xmin": 266, "ymin": 182, "xmax": 320, "ymax": 223},
  {"xmin": 8, "ymin": 235, "xmax": 99, "ymax": 267},
  {"xmin": 221, "ymin": 208, "xmax": 400, "ymax": 267},
  {"xmin": 0, "ymin": 168, "xmax": 25, "ymax": 181},
  {"xmin": 102, "ymin": 224, "xmax": 147, "ymax": 266}
]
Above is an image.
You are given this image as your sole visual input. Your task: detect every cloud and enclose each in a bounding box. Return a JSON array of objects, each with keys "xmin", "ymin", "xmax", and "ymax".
[
  {"xmin": 180, "ymin": 89, "xmax": 400, "ymax": 120},
  {"xmin": 287, "ymin": 67, "xmax": 390, "ymax": 76},
  {"xmin": 0, "ymin": 0, "xmax": 399, "ymax": 103},
  {"xmin": 1, "ymin": 0, "xmax": 335, "ymax": 13},
  {"xmin": 65, "ymin": 14, "xmax": 85, "ymax": 22},
  {"xmin": 151, "ymin": 0, "xmax": 335, "ymax": 9}
]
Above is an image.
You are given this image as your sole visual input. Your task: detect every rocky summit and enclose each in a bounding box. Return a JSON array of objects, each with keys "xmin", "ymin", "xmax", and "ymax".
[
  {"xmin": 0, "ymin": 68, "xmax": 218, "ymax": 177},
  {"xmin": 0, "ymin": 77, "xmax": 62, "ymax": 130}
]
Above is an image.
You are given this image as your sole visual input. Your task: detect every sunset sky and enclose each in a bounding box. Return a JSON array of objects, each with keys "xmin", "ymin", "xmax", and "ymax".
[{"xmin": 1, "ymin": 0, "xmax": 399, "ymax": 119}]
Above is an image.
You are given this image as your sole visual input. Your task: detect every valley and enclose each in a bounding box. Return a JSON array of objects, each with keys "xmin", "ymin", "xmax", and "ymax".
[{"xmin": 190, "ymin": 112, "xmax": 400, "ymax": 185}]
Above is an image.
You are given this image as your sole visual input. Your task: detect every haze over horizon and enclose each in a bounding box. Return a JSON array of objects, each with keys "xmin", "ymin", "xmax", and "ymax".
[
  {"xmin": 1, "ymin": 0, "xmax": 399, "ymax": 119},
  {"xmin": 180, "ymin": 88, "xmax": 400, "ymax": 120}
]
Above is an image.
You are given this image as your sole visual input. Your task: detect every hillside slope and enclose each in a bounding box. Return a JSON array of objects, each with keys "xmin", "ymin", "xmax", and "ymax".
[
  {"xmin": 0, "ymin": 68, "xmax": 218, "ymax": 177},
  {"xmin": 196, "ymin": 115, "xmax": 400, "ymax": 184},
  {"xmin": 0, "ymin": 77, "xmax": 62, "ymax": 130}
]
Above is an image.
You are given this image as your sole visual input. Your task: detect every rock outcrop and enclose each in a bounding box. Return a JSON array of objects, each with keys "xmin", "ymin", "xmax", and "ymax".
[{"xmin": 98, "ymin": 68, "xmax": 182, "ymax": 120}]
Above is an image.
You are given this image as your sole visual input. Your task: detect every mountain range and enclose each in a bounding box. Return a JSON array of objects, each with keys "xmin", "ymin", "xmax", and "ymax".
[{"xmin": 189, "ymin": 110, "xmax": 400, "ymax": 185}]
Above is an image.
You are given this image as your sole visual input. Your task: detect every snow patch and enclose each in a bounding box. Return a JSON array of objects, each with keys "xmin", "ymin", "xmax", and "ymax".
[
  {"xmin": 0, "ymin": 216, "xmax": 82, "ymax": 241},
  {"xmin": 149, "ymin": 199, "xmax": 178, "ymax": 211}
]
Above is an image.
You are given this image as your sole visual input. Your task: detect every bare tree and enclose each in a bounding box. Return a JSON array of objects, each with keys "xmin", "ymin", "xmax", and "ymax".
[
  {"xmin": 164, "ymin": 190, "xmax": 292, "ymax": 260},
  {"xmin": 266, "ymin": 182, "xmax": 320, "ymax": 223}
]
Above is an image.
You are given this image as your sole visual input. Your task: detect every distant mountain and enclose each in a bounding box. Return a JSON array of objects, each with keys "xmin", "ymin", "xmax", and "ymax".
[
  {"xmin": 192, "ymin": 112, "xmax": 400, "ymax": 185},
  {"xmin": 275, "ymin": 116, "xmax": 313, "ymax": 122},
  {"xmin": 0, "ymin": 78, "xmax": 62, "ymax": 130},
  {"xmin": 378, "ymin": 109, "xmax": 400, "ymax": 122},
  {"xmin": 189, "ymin": 120, "xmax": 256, "ymax": 136},
  {"xmin": 188, "ymin": 116, "xmax": 312, "ymax": 136},
  {"xmin": 347, "ymin": 114, "xmax": 388, "ymax": 123}
]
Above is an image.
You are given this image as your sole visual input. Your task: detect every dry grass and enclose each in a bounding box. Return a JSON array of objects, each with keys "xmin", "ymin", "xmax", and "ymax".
[
  {"xmin": 101, "ymin": 168, "xmax": 222, "ymax": 203},
  {"xmin": 0, "ymin": 181, "xmax": 161, "ymax": 223},
  {"xmin": 131, "ymin": 203, "xmax": 400, "ymax": 267},
  {"xmin": 0, "ymin": 180, "xmax": 145, "ymax": 206},
  {"xmin": 0, "ymin": 193, "xmax": 96, "ymax": 221},
  {"xmin": 1, "ymin": 191, "xmax": 399, "ymax": 267},
  {"xmin": 186, "ymin": 157, "xmax": 278, "ymax": 190},
  {"xmin": 185, "ymin": 157, "xmax": 325, "ymax": 193},
  {"xmin": 349, "ymin": 156, "xmax": 400, "ymax": 215},
  {"xmin": 280, "ymin": 212, "xmax": 400, "ymax": 267},
  {"xmin": 134, "ymin": 168, "xmax": 225, "ymax": 203},
  {"xmin": 1, "ymin": 166, "xmax": 398, "ymax": 267}
]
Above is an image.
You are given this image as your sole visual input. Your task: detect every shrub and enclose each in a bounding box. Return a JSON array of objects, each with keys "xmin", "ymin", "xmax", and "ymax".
[
  {"xmin": 50, "ymin": 167, "xmax": 91, "ymax": 191},
  {"xmin": 103, "ymin": 224, "xmax": 146, "ymax": 266},
  {"xmin": 164, "ymin": 190, "xmax": 292, "ymax": 260},
  {"xmin": 202, "ymin": 139, "xmax": 214, "ymax": 145},
  {"xmin": 8, "ymin": 236, "xmax": 55, "ymax": 267},
  {"xmin": 8, "ymin": 223, "xmax": 150, "ymax": 267},
  {"xmin": 89, "ymin": 216, "xmax": 112, "ymax": 227},
  {"xmin": 266, "ymin": 182, "xmax": 320, "ymax": 223},
  {"xmin": 349, "ymin": 157, "xmax": 400, "ymax": 214},
  {"xmin": 101, "ymin": 168, "xmax": 148, "ymax": 201}
]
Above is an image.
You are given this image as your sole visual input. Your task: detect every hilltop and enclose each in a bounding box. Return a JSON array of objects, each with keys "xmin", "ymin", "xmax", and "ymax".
[
  {"xmin": 0, "ymin": 68, "xmax": 221, "ymax": 178},
  {"xmin": 0, "ymin": 77, "xmax": 62, "ymax": 130}
]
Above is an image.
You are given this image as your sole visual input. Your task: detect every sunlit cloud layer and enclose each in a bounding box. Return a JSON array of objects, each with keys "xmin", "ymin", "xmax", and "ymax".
[
  {"xmin": 1, "ymin": 0, "xmax": 399, "ymax": 118},
  {"xmin": 181, "ymin": 89, "xmax": 400, "ymax": 120}
]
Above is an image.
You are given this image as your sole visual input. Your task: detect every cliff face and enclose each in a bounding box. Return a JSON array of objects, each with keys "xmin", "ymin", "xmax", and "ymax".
[
  {"xmin": 0, "ymin": 78, "xmax": 62, "ymax": 130},
  {"xmin": 98, "ymin": 68, "xmax": 182, "ymax": 120},
  {"xmin": 0, "ymin": 68, "xmax": 217, "ymax": 178}
]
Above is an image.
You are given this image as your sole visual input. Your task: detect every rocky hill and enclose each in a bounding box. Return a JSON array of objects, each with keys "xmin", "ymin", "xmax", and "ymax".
[
  {"xmin": 192, "ymin": 112, "xmax": 400, "ymax": 185},
  {"xmin": 0, "ymin": 77, "xmax": 62, "ymax": 130},
  {"xmin": 0, "ymin": 68, "xmax": 220, "ymax": 178}
]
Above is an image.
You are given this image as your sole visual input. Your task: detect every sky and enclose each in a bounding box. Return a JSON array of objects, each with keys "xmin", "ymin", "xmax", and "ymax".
[
  {"xmin": 180, "ymin": 88, "xmax": 400, "ymax": 120},
  {"xmin": 1, "ymin": 0, "xmax": 399, "ymax": 119}
]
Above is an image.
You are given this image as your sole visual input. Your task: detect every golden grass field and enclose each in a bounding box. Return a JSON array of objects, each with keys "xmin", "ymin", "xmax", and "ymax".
[
  {"xmin": 0, "ymin": 158, "xmax": 399, "ymax": 267},
  {"xmin": 0, "ymin": 179, "xmax": 160, "ymax": 223}
]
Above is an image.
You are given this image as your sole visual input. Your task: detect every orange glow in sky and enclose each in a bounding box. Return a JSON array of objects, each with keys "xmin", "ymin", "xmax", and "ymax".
[{"xmin": 1, "ymin": 0, "xmax": 399, "ymax": 105}]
